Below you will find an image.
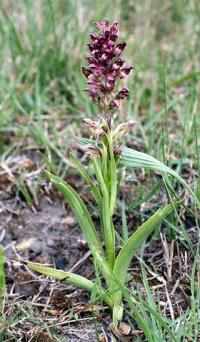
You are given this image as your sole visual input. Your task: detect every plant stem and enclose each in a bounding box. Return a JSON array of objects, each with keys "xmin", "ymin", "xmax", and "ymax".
[
  {"xmin": 93, "ymin": 156, "xmax": 115, "ymax": 268},
  {"xmin": 108, "ymin": 133, "xmax": 117, "ymax": 216}
]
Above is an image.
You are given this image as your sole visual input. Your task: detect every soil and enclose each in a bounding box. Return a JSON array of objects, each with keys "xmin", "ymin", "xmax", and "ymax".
[{"xmin": 1, "ymin": 188, "xmax": 103, "ymax": 341}]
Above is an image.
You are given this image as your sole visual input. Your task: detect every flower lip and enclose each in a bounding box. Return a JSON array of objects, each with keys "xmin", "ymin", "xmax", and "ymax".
[
  {"xmin": 115, "ymin": 42, "xmax": 126, "ymax": 56},
  {"xmin": 109, "ymin": 100, "xmax": 119, "ymax": 109}
]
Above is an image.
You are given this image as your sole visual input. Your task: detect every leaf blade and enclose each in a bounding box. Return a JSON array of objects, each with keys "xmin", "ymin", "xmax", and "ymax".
[
  {"xmin": 113, "ymin": 201, "xmax": 182, "ymax": 285},
  {"xmin": 28, "ymin": 261, "xmax": 94, "ymax": 292},
  {"xmin": 49, "ymin": 174, "xmax": 102, "ymax": 254}
]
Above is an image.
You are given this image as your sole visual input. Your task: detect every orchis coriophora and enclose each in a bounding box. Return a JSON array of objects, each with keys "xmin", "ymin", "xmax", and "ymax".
[
  {"xmin": 28, "ymin": 19, "xmax": 182, "ymax": 330},
  {"xmin": 82, "ymin": 19, "xmax": 132, "ymax": 113}
]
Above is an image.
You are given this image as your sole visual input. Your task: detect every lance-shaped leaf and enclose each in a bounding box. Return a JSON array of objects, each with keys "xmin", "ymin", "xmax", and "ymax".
[
  {"xmin": 110, "ymin": 201, "xmax": 182, "ymax": 327},
  {"xmin": 27, "ymin": 261, "xmax": 114, "ymax": 307},
  {"xmin": 92, "ymin": 157, "xmax": 115, "ymax": 268},
  {"xmin": 48, "ymin": 173, "xmax": 102, "ymax": 253},
  {"xmin": 45, "ymin": 172, "xmax": 113, "ymax": 286},
  {"xmin": 28, "ymin": 261, "xmax": 94, "ymax": 292},
  {"xmin": 109, "ymin": 137, "xmax": 117, "ymax": 217},
  {"xmin": 121, "ymin": 147, "xmax": 200, "ymax": 208},
  {"xmin": 112, "ymin": 201, "xmax": 182, "ymax": 296}
]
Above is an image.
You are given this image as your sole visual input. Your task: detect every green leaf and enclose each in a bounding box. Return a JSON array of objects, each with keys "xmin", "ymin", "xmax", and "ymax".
[
  {"xmin": 46, "ymin": 172, "xmax": 113, "ymax": 286},
  {"xmin": 28, "ymin": 261, "xmax": 114, "ymax": 307},
  {"xmin": 109, "ymin": 137, "xmax": 117, "ymax": 217},
  {"xmin": 49, "ymin": 173, "xmax": 102, "ymax": 254},
  {"xmin": 111, "ymin": 201, "xmax": 182, "ymax": 314},
  {"xmin": 28, "ymin": 261, "xmax": 94, "ymax": 292},
  {"xmin": 92, "ymin": 157, "xmax": 115, "ymax": 268},
  {"xmin": 113, "ymin": 201, "xmax": 182, "ymax": 286},
  {"xmin": 121, "ymin": 147, "xmax": 200, "ymax": 208}
]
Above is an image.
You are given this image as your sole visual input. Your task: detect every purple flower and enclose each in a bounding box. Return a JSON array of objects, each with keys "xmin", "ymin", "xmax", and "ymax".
[
  {"xmin": 82, "ymin": 67, "xmax": 93, "ymax": 78},
  {"xmin": 120, "ymin": 66, "xmax": 133, "ymax": 78},
  {"xmin": 82, "ymin": 19, "xmax": 133, "ymax": 114},
  {"xmin": 83, "ymin": 118, "xmax": 105, "ymax": 140},
  {"xmin": 115, "ymin": 42, "xmax": 126, "ymax": 56},
  {"xmin": 109, "ymin": 100, "xmax": 119, "ymax": 109},
  {"xmin": 115, "ymin": 88, "xmax": 129, "ymax": 100}
]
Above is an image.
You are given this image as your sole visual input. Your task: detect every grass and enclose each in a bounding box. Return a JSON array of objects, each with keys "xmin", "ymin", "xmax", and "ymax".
[{"xmin": 0, "ymin": 0, "xmax": 200, "ymax": 340}]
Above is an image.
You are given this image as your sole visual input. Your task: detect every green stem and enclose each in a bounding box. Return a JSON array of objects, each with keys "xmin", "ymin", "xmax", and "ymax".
[
  {"xmin": 102, "ymin": 142, "xmax": 109, "ymax": 187},
  {"xmin": 93, "ymin": 156, "xmax": 115, "ymax": 268},
  {"xmin": 108, "ymin": 133, "xmax": 117, "ymax": 216}
]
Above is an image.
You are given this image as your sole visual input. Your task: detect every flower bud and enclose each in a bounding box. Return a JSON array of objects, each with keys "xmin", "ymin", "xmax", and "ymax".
[
  {"xmin": 114, "ymin": 144, "xmax": 123, "ymax": 156},
  {"xmin": 109, "ymin": 100, "xmax": 120, "ymax": 109},
  {"xmin": 92, "ymin": 128, "xmax": 105, "ymax": 139},
  {"xmin": 83, "ymin": 118, "xmax": 97, "ymax": 129}
]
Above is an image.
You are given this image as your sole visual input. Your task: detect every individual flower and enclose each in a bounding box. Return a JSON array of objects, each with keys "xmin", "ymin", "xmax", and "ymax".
[
  {"xmin": 115, "ymin": 88, "xmax": 129, "ymax": 100},
  {"xmin": 82, "ymin": 19, "xmax": 133, "ymax": 114},
  {"xmin": 114, "ymin": 120, "xmax": 136, "ymax": 140},
  {"xmin": 83, "ymin": 118, "xmax": 105, "ymax": 140}
]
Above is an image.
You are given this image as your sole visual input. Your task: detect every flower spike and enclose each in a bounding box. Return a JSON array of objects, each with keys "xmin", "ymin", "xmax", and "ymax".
[{"xmin": 82, "ymin": 19, "xmax": 133, "ymax": 114}]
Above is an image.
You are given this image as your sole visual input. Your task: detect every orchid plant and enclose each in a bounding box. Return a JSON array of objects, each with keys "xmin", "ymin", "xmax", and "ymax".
[{"xmin": 27, "ymin": 19, "xmax": 198, "ymax": 329}]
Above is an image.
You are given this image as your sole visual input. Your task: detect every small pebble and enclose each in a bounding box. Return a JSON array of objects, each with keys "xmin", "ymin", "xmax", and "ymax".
[
  {"xmin": 29, "ymin": 240, "xmax": 42, "ymax": 255},
  {"xmin": 47, "ymin": 238, "xmax": 55, "ymax": 247},
  {"xmin": 61, "ymin": 216, "xmax": 76, "ymax": 227}
]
